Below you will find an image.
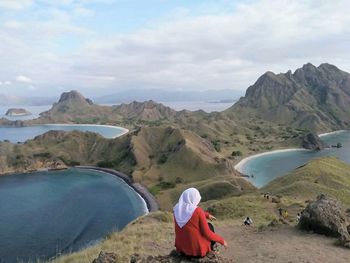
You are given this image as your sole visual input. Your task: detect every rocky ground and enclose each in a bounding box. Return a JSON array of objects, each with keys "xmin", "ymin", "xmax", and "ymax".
[{"xmin": 92, "ymin": 224, "xmax": 350, "ymax": 263}]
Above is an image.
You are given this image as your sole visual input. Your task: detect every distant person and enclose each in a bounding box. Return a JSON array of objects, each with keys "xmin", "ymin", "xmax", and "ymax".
[
  {"xmin": 243, "ymin": 216, "xmax": 253, "ymax": 226},
  {"xmin": 278, "ymin": 207, "xmax": 283, "ymax": 217},
  {"xmin": 173, "ymin": 188, "xmax": 228, "ymax": 257},
  {"xmin": 296, "ymin": 213, "xmax": 301, "ymax": 222},
  {"xmin": 283, "ymin": 210, "xmax": 289, "ymax": 219}
]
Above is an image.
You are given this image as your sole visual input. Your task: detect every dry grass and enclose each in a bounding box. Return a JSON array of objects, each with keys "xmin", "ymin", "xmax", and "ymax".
[{"xmin": 54, "ymin": 212, "xmax": 174, "ymax": 263}]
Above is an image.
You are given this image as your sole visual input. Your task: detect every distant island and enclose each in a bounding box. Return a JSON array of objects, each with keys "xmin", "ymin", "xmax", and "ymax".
[{"xmin": 5, "ymin": 108, "xmax": 32, "ymax": 116}]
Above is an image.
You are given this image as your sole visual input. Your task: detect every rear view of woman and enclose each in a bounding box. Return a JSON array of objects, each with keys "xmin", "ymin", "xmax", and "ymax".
[{"xmin": 173, "ymin": 188, "xmax": 228, "ymax": 257}]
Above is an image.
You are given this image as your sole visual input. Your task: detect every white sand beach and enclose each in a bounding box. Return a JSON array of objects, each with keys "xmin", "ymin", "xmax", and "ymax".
[
  {"xmin": 318, "ymin": 130, "xmax": 348, "ymax": 137},
  {"xmin": 234, "ymin": 148, "xmax": 309, "ymax": 173},
  {"xmin": 235, "ymin": 130, "xmax": 350, "ymax": 173},
  {"xmin": 43, "ymin": 123, "xmax": 129, "ymax": 138}
]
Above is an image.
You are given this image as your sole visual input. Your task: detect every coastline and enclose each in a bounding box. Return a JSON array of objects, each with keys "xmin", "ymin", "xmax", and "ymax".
[
  {"xmin": 5, "ymin": 113, "xmax": 32, "ymax": 117},
  {"xmin": 234, "ymin": 129, "xmax": 349, "ymax": 176},
  {"xmin": 318, "ymin": 130, "xmax": 348, "ymax": 137},
  {"xmin": 234, "ymin": 148, "xmax": 309, "ymax": 173},
  {"xmin": 42, "ymin": 123, "xmax": 129, "ymax": 138},
  {"xmin": 75, "ymin": 166, "xmax": 159, "ymax": 213}
]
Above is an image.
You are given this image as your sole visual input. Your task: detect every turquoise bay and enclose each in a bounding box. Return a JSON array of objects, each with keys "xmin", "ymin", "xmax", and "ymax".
[
  {"xmin": 0, "ymin": 168, "xmax": 147, "ymax": 262},
  {"xmin": 237, "ymin": 131, "xmax": 350, "ymax": 188}
]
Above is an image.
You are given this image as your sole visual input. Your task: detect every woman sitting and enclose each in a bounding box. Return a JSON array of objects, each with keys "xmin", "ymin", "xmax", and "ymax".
[{"xmin": 173, "ymin": 188, "xmax": 227, "ymax": 257}]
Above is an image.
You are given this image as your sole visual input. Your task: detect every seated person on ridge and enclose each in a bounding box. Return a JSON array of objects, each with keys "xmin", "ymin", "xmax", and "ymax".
[
  {"xmin": 173, "ymin": 188, "xmax": 227, "ymax": 257},
  {"xmin": 243, "ymin": 216, "xmax": 253, "ymax": 226}
]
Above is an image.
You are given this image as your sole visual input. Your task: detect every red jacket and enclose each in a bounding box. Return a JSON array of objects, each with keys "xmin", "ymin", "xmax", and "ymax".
[{"xmin": 174, "ymin": 207, "xmax": 225, "ymax": 257}]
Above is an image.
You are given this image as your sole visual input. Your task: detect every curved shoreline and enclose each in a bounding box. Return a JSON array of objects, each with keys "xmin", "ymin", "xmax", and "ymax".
[
  {"xmin": 75, "ymin": 166, "xmax": 159, "ymax": 213},
  {"xmin": 234, "ymin": 148, "xmax": 309, "ymax": 173},
  {"xmin": 42, "ymin": 123, "xmax": 129, "ymax": 138},
  {"xmin": 318, "ymin": 130, "xmax": 348, "ymax": 137},
  {"xmin": 234, "ymin": 129, "xmax": 349, "ymax": 175}
]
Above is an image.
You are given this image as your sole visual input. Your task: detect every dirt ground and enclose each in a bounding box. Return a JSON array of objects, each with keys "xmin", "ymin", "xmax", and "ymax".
[
  {"xmin": 218, "ymin": 225, "xmax": 349, "ymax": 263},
  {"xmin": 145, "ymin": 224, "xmax": 350, "ymax": 263}
]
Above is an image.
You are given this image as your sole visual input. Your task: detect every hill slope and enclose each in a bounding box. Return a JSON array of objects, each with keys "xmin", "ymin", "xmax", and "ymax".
[
  {"xmin": 38, "ymin": 90, "xmax": 178, "ymax": 124},
  {"xmin": 0, "ymin": 126, "xmax": 255, "ymax": 209},
  {"xmin": 229, "ymin": 63, "xmax": 350, "ymax": 132},
  {"xmin": 56, "ymin": 157, "xmax": 350, "ymax": 262},
  {"xmin": 262, "ymin": 157, "xmax": 350, "ymax": 206},
  {"xmin": 57, "ymin": 211, "xmax": 350, "ymax": 263}
]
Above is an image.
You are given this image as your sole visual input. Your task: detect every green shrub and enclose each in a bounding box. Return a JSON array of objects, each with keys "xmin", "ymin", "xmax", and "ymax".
[
  {"xmin": 97, "ymin": 160, "xmax": 115, "ymax": 168},
  {"xmin": 33, "ymin": 152, "xmax": 52, "ymax": 158},
  {"xmin": 158, "ymin": 181, "xmax": 176, "ymax": 189},
  {"xmin": 158, "ymin": 154, "xmax": 168, "ymax": 164},
  {"xmin": 231, "ymin": 150, "xmax": 242, "ymax": 157}
]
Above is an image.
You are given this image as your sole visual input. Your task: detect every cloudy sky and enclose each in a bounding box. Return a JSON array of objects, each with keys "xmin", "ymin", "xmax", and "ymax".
[{"xmin": 0, "ymin": 0, "xmax": 350, "ymax": 97}]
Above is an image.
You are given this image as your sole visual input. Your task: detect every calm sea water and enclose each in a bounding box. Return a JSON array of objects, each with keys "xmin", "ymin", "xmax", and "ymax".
[
  {"xmin": 0, "ymin": 105, "xmax": 51, "ymax": 121},
  {"xmin": 0, "ymin": 124, "xmax": 126, "ymax": 143},
  {"xmin": 0, "ymin": 168, "xmax": 147, "ymax": 262},
  {"xmin": 239, "ymin": 131, "xmax": 350, "ymax": 188}
]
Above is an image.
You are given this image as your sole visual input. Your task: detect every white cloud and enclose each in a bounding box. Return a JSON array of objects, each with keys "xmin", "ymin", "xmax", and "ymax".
[
  {"xmin": 17, "ymin": 75, "xmax": 32, "ymax": 83},
  {"xmin": 62, "ymin": 0, "xmax": 350, "ymax": 92},
  {"xmin": 73, "ymin": 7, "xmax": 95, "ymax": 17},
  {"xmin": 1, "ymin": 0, "xmax": 350, "ymax": 96},
  {"xmin": 4, "ymin": 21, "xmax": 23, "ymax": 29},
  {"xmin": 4, "ymin": 81, "xmax": 12, "ymax": 85},
  {"xmin": 0, "ymin": 81, "xmax": 2, "ymax": 85},
  {"xmin": 28, "ymin": 85, "xmax": 37, "ymax": 90},
  {"xmin": 0, "ymin": 0, "xmax": 32, "ymax": 10}
]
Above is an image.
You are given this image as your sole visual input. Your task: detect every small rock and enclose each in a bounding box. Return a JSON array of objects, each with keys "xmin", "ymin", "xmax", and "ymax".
[
  {"xmin": 93, "ymin": 251, "xmax": 119, "ymax": 263},
  {"xmin": 268, "ymin": 219, "xmax": 279, "ymax": 227},
  {"xmin": 301, "ymin": 133, "xmax": 328, "ymax": 150},
  {"xmin": 271, "ymin": 196, "xmax": 281, "ymax": 203}
]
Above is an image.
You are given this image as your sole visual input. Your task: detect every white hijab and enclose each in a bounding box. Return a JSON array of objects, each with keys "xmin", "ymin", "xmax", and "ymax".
[{"xmin": 173, "ymin": 188, "xmax": 201, "ymax": 228}]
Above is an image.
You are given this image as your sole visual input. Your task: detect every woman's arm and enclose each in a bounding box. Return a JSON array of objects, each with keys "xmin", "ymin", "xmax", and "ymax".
[
  {"xmin": 204, "ymin": 211, "xmax": 217, "ymax": 221},
  {"xmin": 198, "ymin": 208, "xmax": 225, "ymax": 245}
]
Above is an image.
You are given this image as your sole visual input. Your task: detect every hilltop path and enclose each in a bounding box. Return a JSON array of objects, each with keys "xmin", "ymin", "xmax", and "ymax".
[
  {"xmin": 217, "ymin": 225, "xmax": 349, "ymax": 263},
  {"xmin": 145, "ymin": 224, "xmax": 349, "ymax": 263}
]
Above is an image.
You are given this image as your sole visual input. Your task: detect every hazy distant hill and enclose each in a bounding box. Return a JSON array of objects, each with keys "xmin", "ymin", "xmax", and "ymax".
[
  {"xmin": 229, "ymin": 63, "xmax": 350, "ymax": 132},
  {"xmin": 113, "ymin": 100, "xmax": 177, "ymax": 121},
  {"xmin": 38, "ymin": 90, "xmax": 181, "ymax": 123},
  {"xmin": 39, "ymin": 90, "xmax": 114, "ymax": 123},
  {"xmin": 95, "ymin": 88, "xmax": 242, "ymax": 103}
]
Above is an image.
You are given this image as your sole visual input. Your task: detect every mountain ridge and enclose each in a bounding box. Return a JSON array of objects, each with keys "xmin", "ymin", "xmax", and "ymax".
[{"xmin": 230, "ymin": 63, "xmax": 350, "ymax": 131}]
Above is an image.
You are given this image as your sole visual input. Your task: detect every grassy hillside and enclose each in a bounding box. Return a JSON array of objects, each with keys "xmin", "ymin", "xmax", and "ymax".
[
  {"xmin": 14, "ymin": 90, "xmax": 311, "ymax": 160},
  {"xmin": 262, "ymin": 157, "xmax": 350, "ymax": 206},
  {"xmin": 54, "ymin": 212, "xmax": 174, "ymax": 263},
  {"xmin": 0, "ymin": 126, "xmax": 256, "ymax": 210},
  {"xmin": 128, "ymin": 126, "xmax": 256, "ymax": 209},
  {"xmin": 51, "ymin": 157, "xmax": 350, "ymax": 262}
]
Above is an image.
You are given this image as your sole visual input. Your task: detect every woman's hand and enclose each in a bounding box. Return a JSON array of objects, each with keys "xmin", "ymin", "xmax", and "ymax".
[
  {"xmin": 208, "ymin": 214, "xmax": 217, "ymax": 221},
  {"xmin": 223, "ymin": 240, "xmax": 228, "ymax": 248}
]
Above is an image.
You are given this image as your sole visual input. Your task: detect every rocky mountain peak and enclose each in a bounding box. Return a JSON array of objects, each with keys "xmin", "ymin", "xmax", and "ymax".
[
  {"xmin": 58, "ymin": 90, "xmax": 93, "ymax": 105},
  {"xmin": 302, "ymin": 62, "xmax": 317, "ymax": 70},
  {"xmin": 231, "ymin": 62, "xmax": 350, "ymax": 131},
  {"xmin": 318, "ymin": 63, "xmax": 340, "ymax": 71}
]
